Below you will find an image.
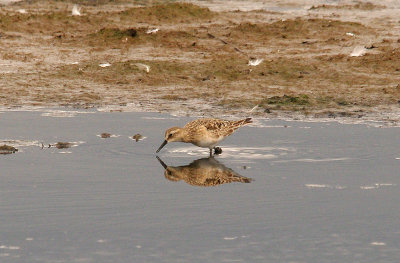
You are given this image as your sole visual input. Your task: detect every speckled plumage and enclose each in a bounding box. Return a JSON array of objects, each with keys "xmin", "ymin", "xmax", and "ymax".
[
  {"xmin": 157, "ymin": 156, "xmax": 252, "ymax": 187},
  {"xmin": 156, "ymin": 117, "xmax": 252, "ymax": 155}
]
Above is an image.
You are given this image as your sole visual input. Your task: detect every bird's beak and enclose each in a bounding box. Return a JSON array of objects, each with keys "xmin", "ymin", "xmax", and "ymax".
[
  {"xmin": 156, "ymin": 140, "xmax": 168, "ymax": 153},
  {"xmin": 156, "ymin": 156, "xmax": 168, "ymax": 169}
]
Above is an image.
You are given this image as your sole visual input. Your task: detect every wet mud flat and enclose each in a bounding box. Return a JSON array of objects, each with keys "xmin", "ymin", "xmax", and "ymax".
[{"xmin": 0, "ymin": 109, "xmax": 400, "ymax": 262}]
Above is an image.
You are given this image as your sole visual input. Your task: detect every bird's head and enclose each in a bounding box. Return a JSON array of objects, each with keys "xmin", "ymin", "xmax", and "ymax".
[
  {"xmin": 164, "ymin": 167, "xmax": 182, "ymax": 182},
  {"xmin": 156, "ymin": 127, "xmax": 184, "ymax": 153},
  {"xmin": 156, "ymin": 156, "xmax": 182, "ymax": 182},
  {"xmin": 164, "ymin": 127, "xmax": 184, "ymax": 142}
]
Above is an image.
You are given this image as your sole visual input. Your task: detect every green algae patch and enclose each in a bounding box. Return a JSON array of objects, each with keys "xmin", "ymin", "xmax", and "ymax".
[
  {"xmin": 259, "ymin": 94, "xmax": 311, "ymax": 111},
  {"xmin": 232, "ymin": 18, "xmax": 371, "ymax": 41},
  {"xmin": 120, "ymin": 3, "xmax": 215, "ymax": 23},
  {"xmin": 95, "ymin": 27, "xmax": 137, "ymax": 40}
]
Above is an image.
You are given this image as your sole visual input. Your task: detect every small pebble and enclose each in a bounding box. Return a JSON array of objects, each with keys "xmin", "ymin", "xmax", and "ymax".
[
  {"xmin": 55, "ymin": 142, "xmax": 71, "ymax": 149},
  {"xmin": 101, "ymin": 133, "xmax": 111, "ymax": 138},
  {"xmin": 133, "ymin": 134, "xmax": 143, "ymax": 142},
  {"xmin": 0, "ymin": 144, "xmax": 18, "ymax": 154}
]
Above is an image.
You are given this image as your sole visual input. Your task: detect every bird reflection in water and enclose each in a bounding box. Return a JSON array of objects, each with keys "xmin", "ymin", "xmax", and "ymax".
[{"xmin": 156, "ymin": 156, "xmax": 253, "ymax": 187}]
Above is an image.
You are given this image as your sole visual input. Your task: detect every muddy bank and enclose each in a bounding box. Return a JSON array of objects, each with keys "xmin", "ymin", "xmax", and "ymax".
[{"xmin": 0, "ymin": 0, "xmax": 399, "ymax": 124}]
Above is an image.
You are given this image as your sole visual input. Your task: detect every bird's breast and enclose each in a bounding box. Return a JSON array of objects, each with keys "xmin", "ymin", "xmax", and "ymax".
[{"xmin": 191, "ymin": 135, "xmax": 225, "ymax": 148}]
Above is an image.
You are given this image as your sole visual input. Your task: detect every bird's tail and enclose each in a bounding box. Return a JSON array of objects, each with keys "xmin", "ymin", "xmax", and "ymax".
[
  {"xmin": 243, "ymin": 117, "xmax": 252, "ymax": 124},
  {"xmin": 234, "ymin": 176, "xmax": 253, "ymax": 183},
  {"xmin": 228, "ymin": 172, "xmax": 253, "ymax": 183},
  {"xmin": 235, "ymin": 117, "xmax": 252, "ymax": 126}
]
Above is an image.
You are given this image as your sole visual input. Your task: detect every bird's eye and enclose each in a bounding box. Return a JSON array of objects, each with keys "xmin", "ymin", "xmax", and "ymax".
[{"xmin": 168, "ymin": 133, "xmax": 173, "ymax": 138}]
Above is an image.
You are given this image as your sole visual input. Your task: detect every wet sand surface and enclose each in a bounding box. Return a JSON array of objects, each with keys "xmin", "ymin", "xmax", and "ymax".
[{"xmin": 1, "ymin": 109, "xmax": 399, "ymax": 262}]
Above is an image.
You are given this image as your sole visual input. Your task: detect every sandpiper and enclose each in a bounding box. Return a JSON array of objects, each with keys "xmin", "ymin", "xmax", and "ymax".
[
  {"xmin": 156, "ymin": 117, "xmax": 252, "ymax": 156},
  {"xmin": 156, "ymin": 156, "xmax": 252, "ymax": 186}
]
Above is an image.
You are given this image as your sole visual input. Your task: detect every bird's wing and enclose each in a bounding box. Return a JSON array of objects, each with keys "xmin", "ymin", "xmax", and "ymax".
[
  {"xmin": 185, "ymin": 118, "xmax": 251, "ymax": 138},
  {"xmin": 193, "ymin": 119, "xmax": 234, "ymax": 138},
  {"xmin": 185, "ymin": 118, "xmax": 231, "ymax": 130}
]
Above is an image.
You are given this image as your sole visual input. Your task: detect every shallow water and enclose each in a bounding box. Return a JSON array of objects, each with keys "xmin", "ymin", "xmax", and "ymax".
[{"xmin": 1, "ymin": 109, "xmax": 400, "ymax": 263}]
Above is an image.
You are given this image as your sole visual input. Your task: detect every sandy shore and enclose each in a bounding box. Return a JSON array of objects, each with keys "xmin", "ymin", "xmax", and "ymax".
[{"xmin": 0, "ymin": 0, "xmax": 399, "ymax": 125}]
